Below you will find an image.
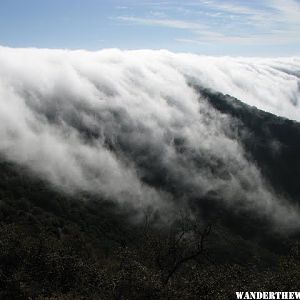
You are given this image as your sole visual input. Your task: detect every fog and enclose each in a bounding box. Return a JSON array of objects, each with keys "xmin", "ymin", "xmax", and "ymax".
[{"xmin": 0, "ymin": 46, "xmax": 299, "ymax": 229}]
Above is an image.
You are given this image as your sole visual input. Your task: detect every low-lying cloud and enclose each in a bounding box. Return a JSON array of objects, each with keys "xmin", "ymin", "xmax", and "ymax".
[{"xmin": 0, "ymin": 46, "xmax": 299, "ymax": 230}]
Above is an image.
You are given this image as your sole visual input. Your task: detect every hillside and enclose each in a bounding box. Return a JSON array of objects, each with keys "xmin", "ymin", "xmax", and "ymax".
[{"xmin": 1, "ymin": 88, "xmax": 300, "ymax": 299}]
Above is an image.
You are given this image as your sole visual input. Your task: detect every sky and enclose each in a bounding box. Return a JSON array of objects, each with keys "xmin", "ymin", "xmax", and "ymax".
[{"xmin": 0, "ymin": 0, "xmax": 300, "ymax": 56}]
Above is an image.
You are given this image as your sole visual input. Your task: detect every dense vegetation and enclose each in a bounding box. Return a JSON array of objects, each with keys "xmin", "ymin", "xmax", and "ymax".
[
  {"xmin": 200, "ymin": 87, "xmax": 300, "ymax": 203},
  {"xmin": 1, "ymin": 90, "xmax": 300, "ymax": 299},
  {"xmin": 0, "ymin": 157, "xmax": 300, "ymax": 299}
]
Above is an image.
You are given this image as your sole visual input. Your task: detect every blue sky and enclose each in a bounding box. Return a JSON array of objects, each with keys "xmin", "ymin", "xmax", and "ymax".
[{"xmin": 0, "ymin": 0, "xmax": 300, "ymax": 56}]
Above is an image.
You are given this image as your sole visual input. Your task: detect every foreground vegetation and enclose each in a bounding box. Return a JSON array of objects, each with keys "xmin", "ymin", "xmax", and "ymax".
[{"xmin": 0, "ymin": 159, "xmax": 300, "ymax": 299}]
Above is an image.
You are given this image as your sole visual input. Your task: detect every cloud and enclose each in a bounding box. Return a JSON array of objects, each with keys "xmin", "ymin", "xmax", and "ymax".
[
  {"xmin": 267, "ymin": 0, "xmax": 300, "ymax": 24},
  {"xmin": 116, "ymin": 0, "xmax": 300, "ymax": 46},
  {"xmin": 196, "ymin": 0, "xmax": 264, "ymax": 16},
  {"xmin": 0, "ymin": 47, "xmax": 300, "ymax": 230},
  {"xmin": 116, "ymin": 16, "xmax": 206, "ymax": 30}
]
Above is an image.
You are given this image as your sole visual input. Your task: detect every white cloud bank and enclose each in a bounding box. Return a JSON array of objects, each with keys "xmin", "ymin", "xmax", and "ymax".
[{"xmin": 0, "ymin": 46, "xmax": 299, "ymax": 229}]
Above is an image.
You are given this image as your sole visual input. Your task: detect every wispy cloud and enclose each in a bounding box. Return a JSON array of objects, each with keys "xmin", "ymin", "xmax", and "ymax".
[
  {"xmin": 196, "ymin": 0, "xmax": 265, "ymax": 16},
  {"xmin": 267, "ymin": 0, "xmax": 300, "ymax": 24},
  {"xmin": 115, "ymin": 0, "xmax": 300, "ymax": 47},
  {"xmin": 116, "ymin": 16, "xmax": 206, "ymax": 30},
  {"xmin": 115, "ymin": 6, "xmax": 128, "ymax": 10}
]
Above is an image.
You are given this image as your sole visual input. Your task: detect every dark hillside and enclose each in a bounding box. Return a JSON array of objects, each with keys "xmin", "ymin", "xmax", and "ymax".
[
  {"xmin": 199, "ymin": 87, "xmax": 300, "ymax": 203},
  {"xmin": 1, "ymin": 89, "xmax": 300, "ymax": 299}
]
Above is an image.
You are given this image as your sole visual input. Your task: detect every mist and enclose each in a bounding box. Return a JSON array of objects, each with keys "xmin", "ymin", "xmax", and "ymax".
[{"xmin": 0, "ymin": 46, "xmax": 299, "ymax": 230}]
